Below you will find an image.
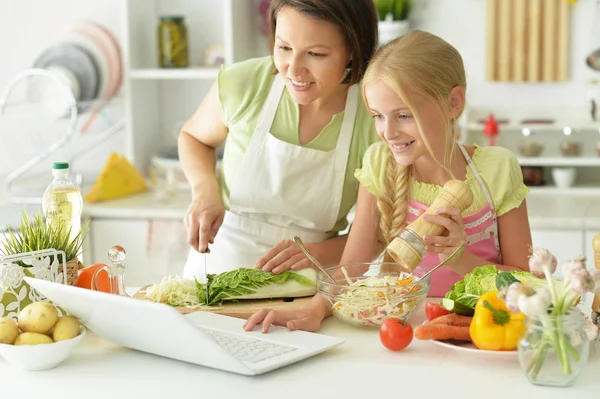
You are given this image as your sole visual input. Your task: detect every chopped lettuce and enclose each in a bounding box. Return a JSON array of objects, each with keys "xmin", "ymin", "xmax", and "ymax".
[
  {"xmin": 200, "ymin": 267, "xmax": 317, "ymax": 306},
  {"xmin": 444, "ymin": 265, "xmax": 543, "ymax": 311},
  {"xmin": 145, "ymin": 275, "xmax": 201, "ymax": 307}
]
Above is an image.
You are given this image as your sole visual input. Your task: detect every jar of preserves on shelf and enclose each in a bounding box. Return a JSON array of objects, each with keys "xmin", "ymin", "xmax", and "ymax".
[{"xmin": 158, "ymin": 16, "xmax": 189, "ymax": 68}]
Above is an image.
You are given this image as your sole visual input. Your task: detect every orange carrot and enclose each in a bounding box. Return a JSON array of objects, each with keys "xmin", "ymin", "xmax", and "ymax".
[
  {"xmin": 430, "ymin": 313, "xmax": 473, "ymax": 327},
  {"xmin": 414, "ymin": 324, "xmax": 471, "ymax": 342}
]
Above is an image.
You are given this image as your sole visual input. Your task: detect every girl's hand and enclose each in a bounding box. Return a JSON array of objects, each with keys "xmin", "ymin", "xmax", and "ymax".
[
  {"xmin": 243, "ymin": 307, "xmax": 324, "ymax": 333},
  {"xmin": 422, "ymin": 206, "xmax": 466, "ymax": 259},
  {"xmin": 255, "ymin": 239, "xmax": 314, "ymax": 274}
]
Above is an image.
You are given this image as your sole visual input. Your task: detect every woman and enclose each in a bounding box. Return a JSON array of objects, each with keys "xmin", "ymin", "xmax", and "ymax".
[{"xmin": 179, "ymin": 0, "xmax": 380, "ymax": 279}]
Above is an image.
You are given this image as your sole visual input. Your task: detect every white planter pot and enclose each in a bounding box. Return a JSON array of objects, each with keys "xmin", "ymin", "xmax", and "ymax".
[{"xmin": 378, "ymin": 20, "xmax": 410, "ymax": 46}]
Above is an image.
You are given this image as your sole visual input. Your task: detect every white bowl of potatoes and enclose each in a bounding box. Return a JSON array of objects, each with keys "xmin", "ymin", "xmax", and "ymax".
[{"xmin": 0, "ymin": 301, "xmax": 86, "ymax": 371}]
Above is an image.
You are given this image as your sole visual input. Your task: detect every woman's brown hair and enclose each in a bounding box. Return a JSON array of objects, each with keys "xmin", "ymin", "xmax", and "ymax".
[{"xmin": 268, "ymin": 0, "xmax": 379, "ymax": 85}]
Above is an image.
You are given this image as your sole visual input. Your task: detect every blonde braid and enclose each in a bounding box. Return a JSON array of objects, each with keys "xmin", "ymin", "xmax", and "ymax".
[{"xmin": 377, "ymin": 150, "xmax": 411, "ymax": 262}]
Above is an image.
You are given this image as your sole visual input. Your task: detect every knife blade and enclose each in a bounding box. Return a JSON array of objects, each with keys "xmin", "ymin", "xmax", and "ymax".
[{"xmin": 202, "ymin": 247, "xmax": 210, "ymax": 304}]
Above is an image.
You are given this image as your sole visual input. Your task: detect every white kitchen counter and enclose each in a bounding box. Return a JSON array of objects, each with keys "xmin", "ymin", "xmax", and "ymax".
[
  {"xmin": 82, "ymin": 190, "xmax": 600, "ymax": 230},
  {"xmin": 1, "ymin": 294, "xmax": 598, "ymax": 399}
]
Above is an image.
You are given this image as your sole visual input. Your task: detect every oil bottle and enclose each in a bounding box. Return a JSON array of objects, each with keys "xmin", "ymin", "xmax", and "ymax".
[{"xmin": 42, "ymin": 162, "xmax": 83, "ymax": 244}]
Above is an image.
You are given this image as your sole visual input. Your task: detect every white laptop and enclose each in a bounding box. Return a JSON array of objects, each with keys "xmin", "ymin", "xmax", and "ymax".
[{"xmin": 24, "ymin": 277, "xmax": 344, "ymax": 376}]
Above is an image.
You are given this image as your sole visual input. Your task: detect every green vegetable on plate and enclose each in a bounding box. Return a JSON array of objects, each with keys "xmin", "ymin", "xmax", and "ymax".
[{"xmin": 442, "ymin": 265, "xmax": 544, "ymax": 316}]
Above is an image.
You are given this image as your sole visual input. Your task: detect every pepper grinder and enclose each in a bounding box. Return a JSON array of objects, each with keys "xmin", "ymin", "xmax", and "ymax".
[
  {"xmin": 91, "ymin": 245, "xmax": 130, "ymax": 297},
  {"xmin": 386, "ymin": 180, "xmax": 474, "ymax": 271}
]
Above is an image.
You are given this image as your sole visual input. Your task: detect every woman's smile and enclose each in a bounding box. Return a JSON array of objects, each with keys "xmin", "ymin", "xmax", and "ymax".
[{"xmin": 289, "ymin": 78, "xmax": 315, "ymax": 91}]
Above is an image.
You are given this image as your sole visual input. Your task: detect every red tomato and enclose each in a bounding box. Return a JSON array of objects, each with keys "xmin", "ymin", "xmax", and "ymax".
[
  {"xmin": 379, "ymin": 317, "xmax": 413, "ymax": 351},
  {"xmin": 425, "ymin": 301, "xmax": 451, "ymax": 321}
]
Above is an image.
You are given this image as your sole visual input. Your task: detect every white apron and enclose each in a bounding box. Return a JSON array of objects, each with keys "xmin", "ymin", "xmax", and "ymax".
[{"xmin": 183, "ymin": 75, "xmax": 358, "ymax": 279}]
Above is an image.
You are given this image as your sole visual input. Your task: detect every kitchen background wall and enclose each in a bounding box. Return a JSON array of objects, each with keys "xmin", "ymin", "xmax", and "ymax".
[
  {"xmin": 3, "ymin": 0, "xmax": 600, "ymax": 108},
  {"xmin": 0, "ymin": 0, "xmax": 599, "ymax": 178},
  {"xmin": 0, "ymin": 0, "xmax": 125, "ymax": 182}
]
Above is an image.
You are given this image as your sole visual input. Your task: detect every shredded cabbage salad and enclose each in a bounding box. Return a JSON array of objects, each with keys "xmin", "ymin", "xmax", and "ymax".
[
  {"xmin": 145, "ymin": 275, "xmax": 200, "ymax": 307},
  {"xmin": 331, "ymin": 271, "xmax": 424, "ymax": 327}
]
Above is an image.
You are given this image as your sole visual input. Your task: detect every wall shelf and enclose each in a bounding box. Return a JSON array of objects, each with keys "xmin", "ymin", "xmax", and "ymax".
[
  {"xmin": 121, "ymin": 0, "xmax": 269, "ymax": 174},
  {"xmin": 129, "ymin": 67, "xmax": 219, "ymax": 80},
  {"xmin": 527, "ymin": 185, "xmax": 600, "ymax": 196},
  {"xmin": 517, "ymin": 156, "xmax": 600, "ymax": 167},
  {"xmin": 466, "ymin": 121, "xmax": 600, "ymax": 134}
]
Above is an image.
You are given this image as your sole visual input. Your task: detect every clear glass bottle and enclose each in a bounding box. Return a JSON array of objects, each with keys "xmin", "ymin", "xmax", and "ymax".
[
  {"xmin": 518, "ymin": 310, "xmax": 590, "ymax": 387},
  {"xmin": 42, "ymin": 162, "xmax": 83, "ymax": 245},
  {"xmin": 91, "ymin": 245, "xmax": 129, "ymax": 297}
]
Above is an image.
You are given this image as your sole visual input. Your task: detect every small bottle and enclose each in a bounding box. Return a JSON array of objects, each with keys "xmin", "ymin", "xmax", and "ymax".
[
  {"xmin": 91, "ymin": 245, "xmax": 129, "ymax": 297},
  {"xmin": 42, "ymin": 162, "xmax": 83, "ymax": 245}
]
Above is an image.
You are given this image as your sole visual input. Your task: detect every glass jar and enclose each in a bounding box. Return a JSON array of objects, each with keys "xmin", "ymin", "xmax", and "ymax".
[
  {"xmin": 158, "ymin": 16, "xmax": 189, "ymax": 68},
  {"xmin": 518, "ymin": 309, "xmax": 590, "ymax": 387}
]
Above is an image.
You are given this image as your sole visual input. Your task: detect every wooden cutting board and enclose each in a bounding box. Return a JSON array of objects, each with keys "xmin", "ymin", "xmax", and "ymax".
[{"xmin": 133, "ymin": 286, "xmax": 316, "ymax": 320}]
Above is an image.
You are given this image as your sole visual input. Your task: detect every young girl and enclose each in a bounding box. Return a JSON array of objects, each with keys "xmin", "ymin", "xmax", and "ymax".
[{"xmin": 243, "ymin": 29, "xmax": 533, "ymax": 333}]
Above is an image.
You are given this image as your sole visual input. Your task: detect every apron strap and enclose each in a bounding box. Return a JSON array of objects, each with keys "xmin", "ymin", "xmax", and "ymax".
[
  {"xmin": 334, "ymin": 84, "xmax": 359, "ymax": 173},
  {"xmin": 253, "ymin": 74, "xmax": 286, "ymax": 145},
  {"xmin": 457, "ymin": 143, "xmax": 502, "ymax": 262},
  {"xmin": 457, "ymin": 143, "xmax": 496, "ymax": 213}
]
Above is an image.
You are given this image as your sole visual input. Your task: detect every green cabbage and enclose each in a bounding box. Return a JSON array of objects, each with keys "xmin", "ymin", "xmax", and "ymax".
[
  {"xmin": 199, "ymin": 268, "xmax": 317, "ymax": 306},
  {"xmin": 444, "ymin": 265, "xmax": 543, "ymax": 310}
]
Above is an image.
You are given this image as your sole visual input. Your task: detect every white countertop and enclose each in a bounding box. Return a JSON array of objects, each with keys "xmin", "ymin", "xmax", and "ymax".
[
  {"xmin": 82, "ymin": 190, "xmax": 600, "ymax": 231},
  {"xmin": 1, "ymin": 295, "xmax": 598, "ymax": 399}
]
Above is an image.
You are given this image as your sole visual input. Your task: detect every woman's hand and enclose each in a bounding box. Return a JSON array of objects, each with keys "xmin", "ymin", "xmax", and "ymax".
[
  {"xmin": 422, "ymin": 206, "xmax": 466, "ymax": 259},
  {"xmin": 254, "ymin": 239, "xmax": 314, "ymax": 274},
  {"xmin": 243, "ymin": 295, "xmax": 330, "ymax": 333},
  {"xmin": 184, "ymin": 193, "xmax": 225, "ymax": 253}
]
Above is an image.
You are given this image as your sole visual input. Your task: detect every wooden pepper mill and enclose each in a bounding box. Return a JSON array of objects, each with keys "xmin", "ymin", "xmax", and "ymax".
[
  {"xmin": 386, "ymin": 179, "xmax": 474, "ymax": 271},
  {"xmin": 592, "ymin": 233, "xmax": 600, "ymax": 327}
]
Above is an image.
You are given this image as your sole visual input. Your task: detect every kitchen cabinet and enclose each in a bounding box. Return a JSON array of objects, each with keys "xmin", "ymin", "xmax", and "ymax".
[
  {"xmin": 530, "ymin": 229, "xmax": 585, "ymax": 279},
  {"xmin": 88, "ymin": 219, "xmax": 150, "ymax": 287},
  {"xmin": 121, "ymin": 0, "xmax": 268, "ymax": 177},
  {"xmin": 87, "ymin": 217, "xmax": 190, "ymax": 288}
]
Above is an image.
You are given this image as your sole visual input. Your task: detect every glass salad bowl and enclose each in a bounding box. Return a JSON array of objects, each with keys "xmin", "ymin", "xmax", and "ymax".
[{"xmin": 317, "ymin": 262, "xmax": 431, "ymax": 328}]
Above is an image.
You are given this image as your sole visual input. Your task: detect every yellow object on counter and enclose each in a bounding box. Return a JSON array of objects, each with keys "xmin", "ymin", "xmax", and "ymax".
[
  {"xmin": 86, "ymin": 153, "xmax": 147, "ymax": 203},
  {"xmin": 469, "ymin": 290, "xmax": 526, "ymax": 351}
]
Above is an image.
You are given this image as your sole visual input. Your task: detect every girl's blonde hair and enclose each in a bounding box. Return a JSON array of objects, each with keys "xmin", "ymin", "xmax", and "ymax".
[{"xmin": 362, "ymin": 29, "xmax": 467, "ymax": 254}]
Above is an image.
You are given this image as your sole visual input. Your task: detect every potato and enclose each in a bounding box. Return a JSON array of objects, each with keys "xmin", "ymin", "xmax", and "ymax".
[
  {"xmin": 52, "ymin": 316, "xmax": 81, "ymax": 342},
  {"xmin": 0, "ymin": 317, "xmax": 20, "ymax": 345},
  {"xmin": 18, "ymin": 302, "xmax": 59, "ymax": 335},
  {"xmin": 14, "ymin": 332, "xmax": 54, "ymax": 346}
]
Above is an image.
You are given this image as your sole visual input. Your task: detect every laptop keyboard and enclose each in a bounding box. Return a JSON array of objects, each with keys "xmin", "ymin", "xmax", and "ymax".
[{"xmin": 199, "ymin": 327, "xmax": 298, "ymax": 364}]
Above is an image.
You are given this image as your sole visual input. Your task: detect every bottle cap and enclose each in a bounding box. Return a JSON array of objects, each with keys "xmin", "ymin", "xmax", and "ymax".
[
  {"xmin": 52, "ymin": 162, "xmax": 69, "ymax": 170},
  {"xmin": 160, "ymin": 16, "xmax": 185, "ymax": 22}
]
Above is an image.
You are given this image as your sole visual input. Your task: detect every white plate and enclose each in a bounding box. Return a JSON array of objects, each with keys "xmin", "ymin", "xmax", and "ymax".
[
  {"xmin": 425, "ymin": 316, "xmax": 598, "ymax": 360},
  {"xmin": 56, "ymin": 31, "xmax": 110, "ymax": 100},
  {"xmin": 429, "ymin": 337, "xmax": 518, "ymax": 360}
]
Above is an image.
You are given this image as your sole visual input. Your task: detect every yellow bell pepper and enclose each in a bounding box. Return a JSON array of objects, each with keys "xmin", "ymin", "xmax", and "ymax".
[{"xmin": 469, "ymin": 290, "xmax": 526, "ymax": 351}]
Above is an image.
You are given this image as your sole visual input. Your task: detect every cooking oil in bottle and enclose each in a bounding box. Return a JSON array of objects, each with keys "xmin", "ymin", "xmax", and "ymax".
[{"xmin": 42, "ymin": 162, "xmax": 83, "ymax": 245}]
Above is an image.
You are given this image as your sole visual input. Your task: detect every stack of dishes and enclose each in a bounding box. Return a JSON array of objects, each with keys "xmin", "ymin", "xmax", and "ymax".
[{"xmin": 30, "ymin": 20, "xmax": 123, "ymax": 110}]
